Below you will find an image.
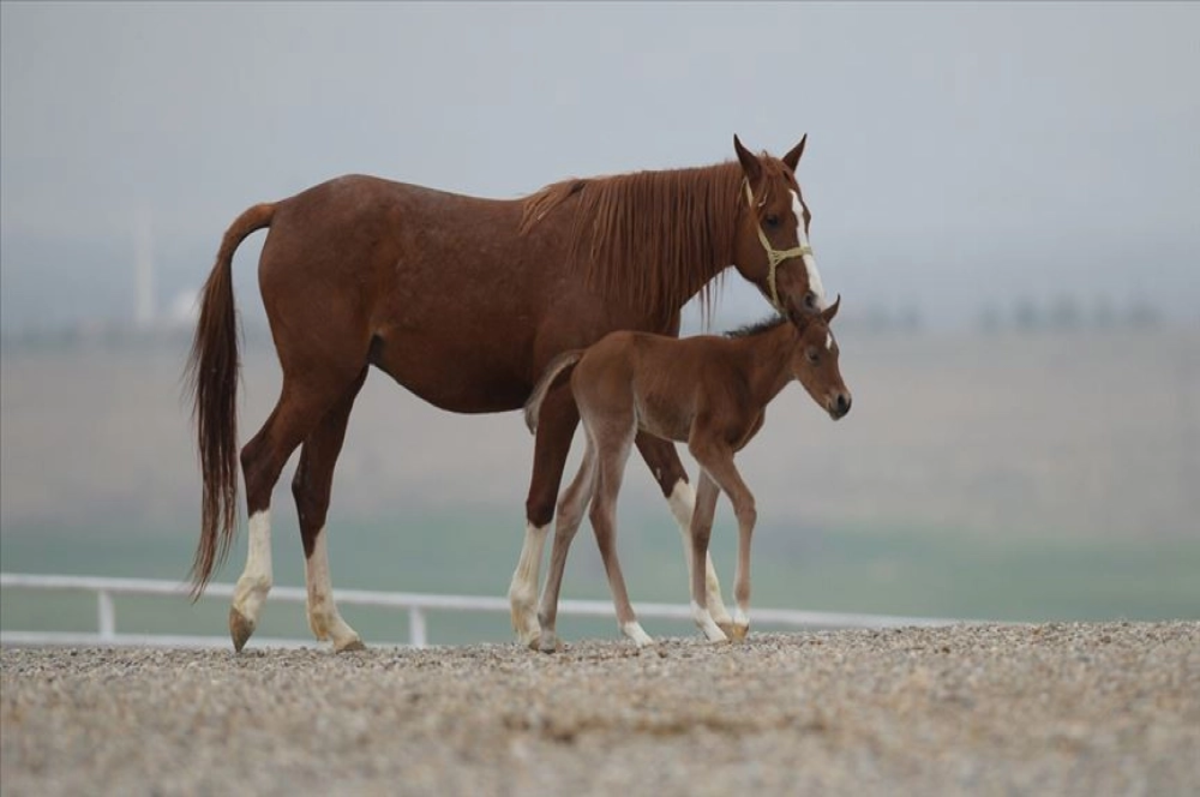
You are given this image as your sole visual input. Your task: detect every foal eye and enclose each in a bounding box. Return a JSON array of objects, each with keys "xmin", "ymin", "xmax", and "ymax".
[
  {"xmin": 764, "ymin": 214, "xmax": 781, "ymax": 228},
  {"xmin": 806, "ymin": 350, "xmax": 819, "ymax": 365}
]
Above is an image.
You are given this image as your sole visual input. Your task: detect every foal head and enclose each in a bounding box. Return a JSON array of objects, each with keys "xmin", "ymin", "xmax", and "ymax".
[
  {"xmin": 730, "ymin": 134, "xmax": 828, "ymax": 323},
  {"xmin": 791, "ymin": 296, "xmax": 851, "ymax": 420}
]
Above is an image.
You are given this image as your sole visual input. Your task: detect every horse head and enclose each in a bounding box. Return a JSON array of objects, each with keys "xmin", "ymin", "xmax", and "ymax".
[{"xmin": 730, "ymin": 134, "xmax": 829, "ymax": 327}]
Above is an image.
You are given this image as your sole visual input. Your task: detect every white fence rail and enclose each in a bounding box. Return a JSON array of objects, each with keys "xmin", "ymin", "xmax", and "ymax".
[{"xmin": 0, "ymin": 572, "xmax": 962, "ymax": 650}]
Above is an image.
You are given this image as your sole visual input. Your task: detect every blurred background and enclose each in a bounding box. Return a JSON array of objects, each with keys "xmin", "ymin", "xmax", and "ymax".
[{"xmin": 2, "ymin": 2, "xmax": 1197, "ymax": 645}]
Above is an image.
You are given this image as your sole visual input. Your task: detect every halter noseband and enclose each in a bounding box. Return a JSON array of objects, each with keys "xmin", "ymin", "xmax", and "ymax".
[{"xmin": 744, "ymin": 181, "xmax": 813, "ymax": 313}]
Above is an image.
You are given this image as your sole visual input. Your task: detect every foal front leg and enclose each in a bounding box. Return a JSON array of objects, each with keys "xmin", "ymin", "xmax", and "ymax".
[{"xmin": 689, "ymin": 472, "xmax": 729, "ymax": 643}]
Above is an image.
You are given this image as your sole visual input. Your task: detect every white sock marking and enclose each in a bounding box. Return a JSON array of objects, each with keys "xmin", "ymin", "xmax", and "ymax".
[
  {"xmin": 509, "ymin": 521, "xmax": 549, "ymax": 641},
  {"xmin": 666, "ymin": 479, "xmax": 695, "ymax": 527},
  {"xmin": 668, "ymin": 480, "xmax": 733, "ymax": 624},
  {"xmin": 231, "ymin": 510, "xmax": 272, "ymax": 624},
  {"xmin": 791, "ymin": 190, "xmax": 828, "ymax": 310},
  {"xmin": 305, "ymin": 528, "xmax": 359, "ymax": 648}
]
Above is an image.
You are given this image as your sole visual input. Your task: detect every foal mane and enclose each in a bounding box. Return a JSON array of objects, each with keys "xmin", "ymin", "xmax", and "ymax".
[
  {"xmin": 724, "ymin": 314, "xmax": 789, "ymax": 339},
  {"xmin": 521, "ymin": 159, "xmax": 761, "ymax": 324}
]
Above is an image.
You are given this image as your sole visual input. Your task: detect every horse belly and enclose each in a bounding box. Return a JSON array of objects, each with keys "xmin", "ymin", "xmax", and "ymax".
[{"xmin": 371, "ymin": 332, "xmax": 529, "ymax": 414}]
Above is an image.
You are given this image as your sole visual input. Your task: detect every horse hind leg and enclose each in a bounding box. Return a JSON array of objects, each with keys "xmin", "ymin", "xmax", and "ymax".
[
  {"xmin": 509, "ymin": 385, "xmax": 580, "ymax": 646},
  {"xmin": 228, "ymin": 370, "xmax": 362, "ymax": 652},
  {"xmin": 292, "ymin": 367, "xmax": 369, "ymax": 652},
  {"xmin": 228, "ymin": 405, "xmax": 282, "ymax": 653},
  {"xmin": 634, "ymin": 435, "xmax": 734, "ymax": 633}
]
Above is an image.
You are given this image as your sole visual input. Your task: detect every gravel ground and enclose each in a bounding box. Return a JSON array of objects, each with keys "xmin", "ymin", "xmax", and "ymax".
[{"xmin": 3, "ymin": 622, "xmax": 1198, "ymax": 796}]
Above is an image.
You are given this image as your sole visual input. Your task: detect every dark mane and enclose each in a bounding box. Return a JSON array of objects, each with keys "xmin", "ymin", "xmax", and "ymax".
[
  {"xmin": 521, "ymin": 160, "xmax": 757, "ymax": 324},
  {"xmin": 723, "ymin": 314, "xmax": 788, "ymax": 339}
]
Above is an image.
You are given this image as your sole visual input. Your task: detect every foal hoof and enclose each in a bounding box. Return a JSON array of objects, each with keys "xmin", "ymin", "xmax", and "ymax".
[
  {"xmin": 537, "ymin": 632, "xmax": 563, "ymax": 654},
  {"xmin": 729, "ymin": 623, "xmax": 750, "ymax": 643},
  {"xmin": 335, "ymin": 637, "xmax": 366, "ymax": 653},
  {"xmin": 511, "ymin": 613, "xmax": 542, "ymax": 650},
  {"xmin": 229, "ymin": 608, "xmax": 256, "ymax": 653}
]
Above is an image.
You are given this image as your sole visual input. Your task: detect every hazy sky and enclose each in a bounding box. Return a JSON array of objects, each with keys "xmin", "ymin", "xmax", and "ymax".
[{"xmin": 2, "ymin": 1, "xmax": 1198, "ymax": 332}]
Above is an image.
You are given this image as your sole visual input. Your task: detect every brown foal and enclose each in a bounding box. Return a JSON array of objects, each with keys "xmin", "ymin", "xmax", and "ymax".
[{"xmin": 524, "ymin": 298, "xmax": 851, "ymax": 651}]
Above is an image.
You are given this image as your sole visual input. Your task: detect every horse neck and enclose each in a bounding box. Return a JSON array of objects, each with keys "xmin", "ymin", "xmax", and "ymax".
[{"xmin": 733, "ymin": 323, "xmax": 800, "ymax": 407}]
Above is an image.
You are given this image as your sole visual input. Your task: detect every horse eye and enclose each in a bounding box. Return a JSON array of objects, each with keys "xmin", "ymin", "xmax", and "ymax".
[
  {"xmin": 806, "ymin": 350, "xmax": 819, "ymax": 365},
  {"xmin": 764, "ymin": 214, "xmax": 780, "ymax": 228}
]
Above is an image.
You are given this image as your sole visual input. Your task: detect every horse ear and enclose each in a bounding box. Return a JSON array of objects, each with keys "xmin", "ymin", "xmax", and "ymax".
[
  {"xmin": 821, "ymin": 294, "xmax": 841, "ymax": 323},
  {"xmin": 783, "ymin": 134, "xmax": 808, "ymax": 172},
  {"xmin": 734, "ymin": 134, "xmax": 762, "ymax": 184}
]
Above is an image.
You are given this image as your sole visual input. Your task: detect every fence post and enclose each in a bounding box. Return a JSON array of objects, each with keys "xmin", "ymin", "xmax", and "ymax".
[
  {"xmin": 97, "ymin": 590, "xmax": 116, "ymax": 641},
  {"xmin": 409, "ymin": 606, "xmax": 427, "ymax": 649}
]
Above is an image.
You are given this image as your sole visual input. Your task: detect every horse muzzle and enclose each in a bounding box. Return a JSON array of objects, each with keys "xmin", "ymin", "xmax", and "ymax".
[{"xmin": 826, "ymin": 391, "xmax": 852, "ymax": 420}]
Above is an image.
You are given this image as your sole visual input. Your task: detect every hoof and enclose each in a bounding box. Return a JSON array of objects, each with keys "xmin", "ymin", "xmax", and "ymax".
[
  {"xmin": 229, "ymin": 608, "xmax": 255, "ymax": 653},
  {"xmin": 511, "ymin": 613, "xmax": 542, "ymax": 649},
  {"xmin": 335, "ymin": 637, "xmax": 366, "ymax": 653},
  {"xmin": 716, "ymin": 621, "xmax": 737, "ymax": 639},
  {"xmin": 729, "ymin": 623, "xmax": 750, "ymax": 643},
  {"xmin": 537, "ymin": 631, "xmax": 562, "ymax": 654},
  {"xmin": 520, "ymin": 627, "xmax": 543, "ymax": 650}
]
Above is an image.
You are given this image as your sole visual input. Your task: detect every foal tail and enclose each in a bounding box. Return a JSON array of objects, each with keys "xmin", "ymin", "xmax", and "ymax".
[
  {"xmin": 184, "ymin": 202, "xmax": 275, "ymax": 599},
  {"xmin": 524, "ymin": 350, "xmax": 584, "ymax": 434}
]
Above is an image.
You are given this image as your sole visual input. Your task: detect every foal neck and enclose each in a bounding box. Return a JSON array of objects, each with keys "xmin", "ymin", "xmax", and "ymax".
[{"xmin": 730, "ymin": 320, "xmax": 800, "ymax": 405}]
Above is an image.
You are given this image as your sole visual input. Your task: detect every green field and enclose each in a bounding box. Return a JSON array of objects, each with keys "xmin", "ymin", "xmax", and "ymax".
[
  {"xmin": 3, "ymin": 507, "xmax": 1196, "ymax": 647},
  {"xmin": 2, "ymin": 329, "xmax": 1198, "ymax": 646}
]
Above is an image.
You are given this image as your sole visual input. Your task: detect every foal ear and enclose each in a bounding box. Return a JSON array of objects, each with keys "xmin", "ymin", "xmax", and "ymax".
[
  {"xmin": 821, "ymin": 294, "xmax": 842, "ymax": 323},
  {"xmin": 782, "ymin": 134, "xmax": 808, "ymax": 172},
  {"xmin": 734, "ymin": 134, "xmax": 762, "ymax": 185}
]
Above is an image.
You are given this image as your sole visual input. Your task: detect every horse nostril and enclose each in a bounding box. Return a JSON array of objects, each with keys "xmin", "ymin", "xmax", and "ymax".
[
  {"xmin": 804, "ymin": 291, "xmax": 818, "ymax": 310},
  {"xmin": 836, "ymin": 394, "xmax": 851, "ymax": 414}
]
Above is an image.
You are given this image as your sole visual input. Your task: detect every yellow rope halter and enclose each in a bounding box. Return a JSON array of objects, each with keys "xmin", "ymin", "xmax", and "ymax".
[{"xmin": 744, "ymin": 181, "xmax": 812, "ymax": 312}]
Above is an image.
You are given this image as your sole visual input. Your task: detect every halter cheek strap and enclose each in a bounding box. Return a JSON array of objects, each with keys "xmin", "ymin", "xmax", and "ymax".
[{"xmin": 744, "ymin": 181, "xmax": 813, "ymax": 312}]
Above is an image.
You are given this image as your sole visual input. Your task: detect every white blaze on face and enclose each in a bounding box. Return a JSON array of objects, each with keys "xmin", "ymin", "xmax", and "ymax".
[
  {"xmin": 826, "ymin": 331, "xmax": 834, "ymax": 351},
  {"xmin": 791, "ymin": 190, "xmax": 828, "ymax": 310}
]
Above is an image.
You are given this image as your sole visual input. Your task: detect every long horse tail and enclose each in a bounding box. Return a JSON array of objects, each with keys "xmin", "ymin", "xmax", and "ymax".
[
  {"xmin": 185, "ymin": 202, "xmax": 275, "ymax": 599},
  {"xmin": 524, "ymin": 350, "xmax": 585, "ymax": 434}
]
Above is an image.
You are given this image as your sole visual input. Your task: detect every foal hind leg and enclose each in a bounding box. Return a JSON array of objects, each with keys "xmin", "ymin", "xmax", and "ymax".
[
  {"xmin": 229, "ymin": 373, "xmax": 360, "ymax": 652},
  {"xmin": 635, "ymin": 435, "xmax": 734, "ymax": 633},
  {"xmin": 509, "ymin": 386, "xmax": 579, "ymax": 646},
  {"xmin": 291, "ymin": 367, "xmax": 369, "ymax": 652},
  {"xmin": 590, "ymin": 421, "xmax": 653, "ymax": 647},
  {"xmin": 535, "ymin": 436, "xmax": 598, "ymax": 653}
]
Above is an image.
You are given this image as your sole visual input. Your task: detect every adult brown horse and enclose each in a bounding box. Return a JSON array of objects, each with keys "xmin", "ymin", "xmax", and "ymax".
[{"xmin": 187, "ymin": 134, "xmax": 829, "ymax": 652}]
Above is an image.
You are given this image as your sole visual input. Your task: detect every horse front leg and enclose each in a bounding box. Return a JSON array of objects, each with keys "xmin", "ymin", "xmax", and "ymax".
[
  {"xmin": 634, "ymin": 434, "xmax": 734, "ymax": 633},
  {"xmin": 509, "ymin": 385, "xmax": 579, "ymax": 647}
]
